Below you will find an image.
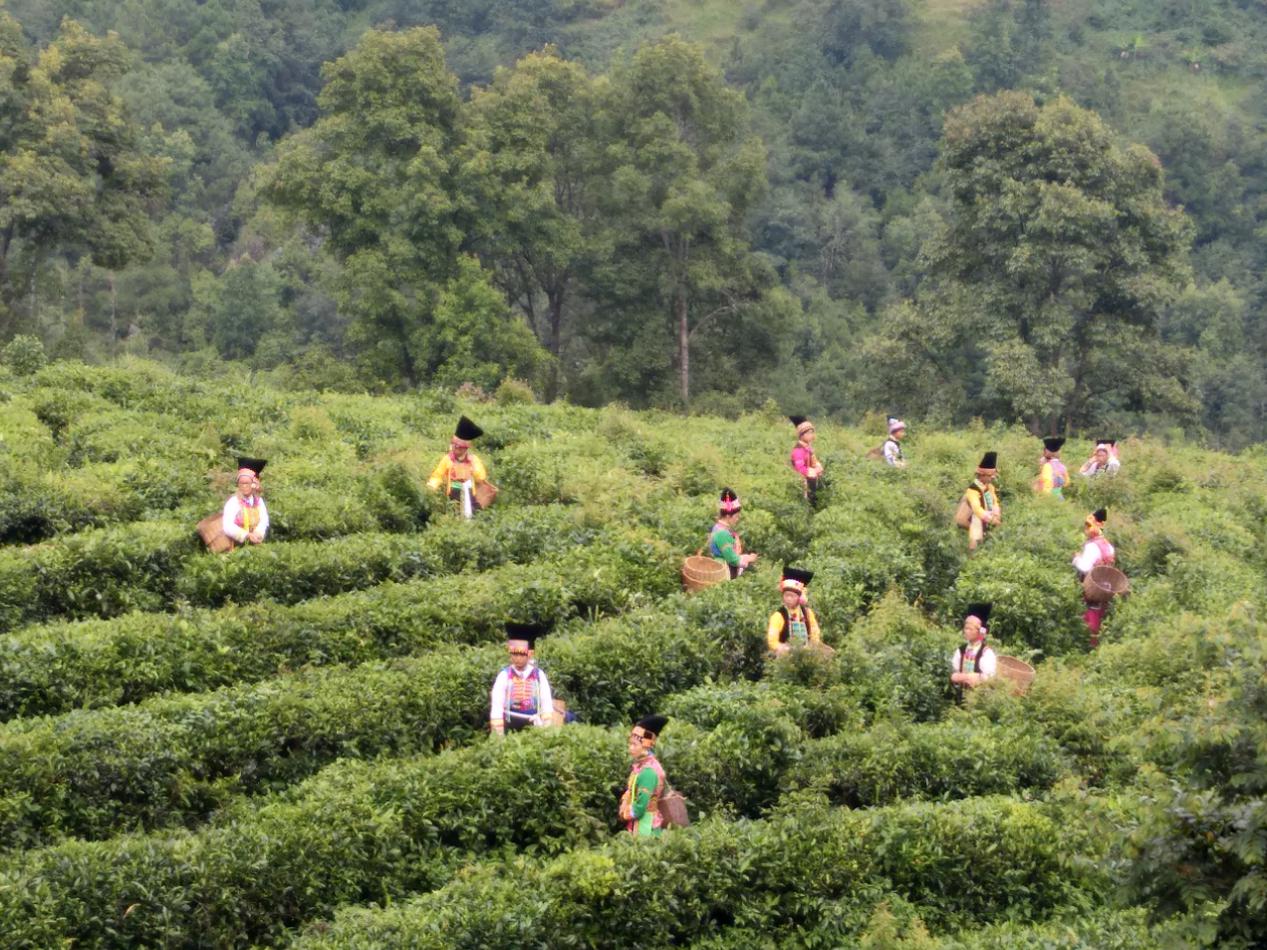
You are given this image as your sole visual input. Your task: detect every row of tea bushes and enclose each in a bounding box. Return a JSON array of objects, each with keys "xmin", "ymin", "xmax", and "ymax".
[
  {"xmin": 781, "ymin": 716, "xmax": 1069, "ymax": 807},
  {"xmin": 0, "ymin": 529, "xmax": 679, "ymax": 720},
  {"xmin": 0, "ymin": 671, "xmax": 1080, "ymax": 950},
  {"xmin": 290, "ymin": 795, "xmax": 1102, "ymax": 949},
  {"xmin": 0, "ymin": 584, "xmax": 764, "ymax": 849},
  {"xmin": 0, "ymin": 506, "xmax": 595, "ymax": 626}
]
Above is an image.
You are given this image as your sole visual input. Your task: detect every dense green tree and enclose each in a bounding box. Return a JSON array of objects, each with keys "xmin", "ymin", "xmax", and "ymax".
[
  {"xmin": 459, "ymin": 49, "xmax": 601, "ymax": 393},
  {"xmin": 0, "ymin": 14, "xmax": 166, "ymax": 339},
  {"xmin": 922, "ymin": 91, "xmax": 1196, "ymax": 432},
  {"xmin": 592, "ymin": 35, "xmax": 772, "ymax": 405}
]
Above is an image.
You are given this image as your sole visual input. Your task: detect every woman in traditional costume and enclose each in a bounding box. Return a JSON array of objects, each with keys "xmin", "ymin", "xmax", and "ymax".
[
  {"xmin": 427, "ymin": 416, "xmax": 489, "ymax": 517},
  {"xmin": 1079, "ymin": 439, "xmax": 1121, "ymax": 477},
  {"xmin": 489, "ymin": 623, "xmax": 554, "ymax": 735},
  {"xmin": 767, "ymin": 567, "xmax": 822, "ymax": 655},
  {"xmin": 222, "ymin": 457, "xmax": 269, "ymax": 546},
  {"xmin": 708, "ymin": 488, "xmax": 757, "ymax": 579},
  {"xmin": 950, "ymin": 603, "xmax": 997, "ymax": 692},
  {"xmin": 789, "ymin": 416, "xmax": 824, "ymax": 505},
  {"xmin": 882, "ymin": 418, "xmax": 907, "ymax": 468},
  {"xmin": 1073, "ymin": 508, "xmax": 1115, "ymax": 647},
  {"xmin": 1034, "ymin": 437, "xmax": 1068, "ymax": 498},
  {"xmin": 620, "ymin": 714, "xmax": 670, "ymax": 837},
  {"xmin": 964, "ymin": 452, "xmax": 1001, "ymax": 552}
]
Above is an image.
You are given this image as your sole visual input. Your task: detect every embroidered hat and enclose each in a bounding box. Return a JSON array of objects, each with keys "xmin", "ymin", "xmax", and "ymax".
[
  {"xmin": 789, "ymin": 415, "xmax": 815, "ymax": 437},
  {"xmin": 719, "ymin": 488, "xmax": 742, "ymax": 515},
  {"xmin": 780, "ymin": 566, "xmax": 814, "ymax": 593},
  {"xmin": 976, "ymin": 451, "xmax": 998, "ymax": 475},
  {"xmin": 963, "ymin": 602, "xmax": 992, "ymax": 629},
  {"xmin": 453, "ymin": 416, "xmax": 484, "ymax": 443},
  {"xmin": 888, "ymin": 417, "xmax": 906, "ymax": 434},
  {"xmin": 1042, "ymin": 437, "xmax": 1065, "ymax": 453},
  {"xmin": 236, "ymin": 457, "xmax": 267, "ymax": 480}
]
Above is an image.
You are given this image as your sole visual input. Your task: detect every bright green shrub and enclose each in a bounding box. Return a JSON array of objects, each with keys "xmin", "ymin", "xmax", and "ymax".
[
  {"xmin": 782, "ymin": 717, "xmax": 1068, "ymax": 807},
  {"xmin": 290, "ymin": 797, "xmax": 1098, "ymax": 947},
  {"xmin": 950, "ymin": 549, "xmax": 1086, "ymax": 659},
  {"xmin": 0, "ymin": 532, "xmax": 678, "ymax": 720},
  {"xmin": 0, "ymin": 596, "xmax": 744, "ymax": 847}
]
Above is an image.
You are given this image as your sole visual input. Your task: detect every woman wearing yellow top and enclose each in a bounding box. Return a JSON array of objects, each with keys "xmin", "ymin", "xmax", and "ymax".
[
  {"xmin": 964, "ymin": 451, "xmax": 1001, "ymax": 552},
  {"xmin": 427, "ymin": 416, "xmax": 489, "ymax": 517},
  {"xmin": 766, "ymin": 567, "xmax": 822, "ymax": 655}
]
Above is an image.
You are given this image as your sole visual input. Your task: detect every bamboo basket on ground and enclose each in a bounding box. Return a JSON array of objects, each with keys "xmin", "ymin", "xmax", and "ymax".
[
  {"xmin": 996, "ymin": 655, "xmax": 1036, "ymax": 695},
  {"xmin": 682, "ymin": 552, "xmax": 728, "ymax": 592},
  {"xmin": 196, "ymin": 512, "xmax": 236, "ymax": 554},
  {"xmin": 1083, "ymin": 565, "xmax": 1130, "ymax": 604}
]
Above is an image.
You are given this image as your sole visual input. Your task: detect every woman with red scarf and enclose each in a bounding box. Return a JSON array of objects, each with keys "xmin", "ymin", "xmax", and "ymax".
[
  {"xmin": 427, "ymin": 416, "xmax": 489, "ymax": 517},
  {"xmin": 1073, "ymin": 508, "xmax": 1115, "ymax": 646}
]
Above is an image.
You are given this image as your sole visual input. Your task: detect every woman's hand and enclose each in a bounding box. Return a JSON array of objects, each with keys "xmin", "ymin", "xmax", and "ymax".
[{"xmin": 740, "ymin": 553, "xmax": 758, "ymax": 567}]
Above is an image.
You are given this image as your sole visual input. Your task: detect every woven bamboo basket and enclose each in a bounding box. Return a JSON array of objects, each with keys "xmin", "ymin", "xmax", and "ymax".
[
  {"xmin": 682, "ymin": 555, "xmax": 729, "ymax": 592},
  {"xmin": 996, "ymin": 655, "xmax": 1036, "ymax": 695},
  {"xmin": 474, "ymin": 481, "xmax": 498, "ymax": 509},
  {"xmin": 196, "ymin": 512, "xmax": 236, "ymax": 554},
  {"xmin": 1083, "ymin": 565, "xmax": 1129, "ymax": 604}
]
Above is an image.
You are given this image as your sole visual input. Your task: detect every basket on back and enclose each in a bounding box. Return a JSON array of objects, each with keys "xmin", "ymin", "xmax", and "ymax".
[
  {"xmin": 1083, "ymin": 565, "xmax": 1129, "ymax": 604},
  {"xmin": 996, "ymin": 655, "xmax": 1035, "ymax": 695},
  {"xmin": 197, "ymin": 512, "xmax": 236, "ymax": 554},
  {"xmin": 682, "ymin": 554, "xmax": 728, "ymax": 592}
]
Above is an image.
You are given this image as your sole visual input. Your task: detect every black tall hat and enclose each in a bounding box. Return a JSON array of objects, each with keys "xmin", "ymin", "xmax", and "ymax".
[
  {"xmin": 454, "ymin": 416, "xmax": 484, "ymax": 441},
  {"xmin": 1092, "ymin": 508, "xmax": 1108, "ymax": 525},
  {"xmin": 1095, "ymin": 437, "xmax": 1117, "ymax": 447},
  {"xmin": 505, "ymin": 622, "xmax": 548, "ymax": 647},
  {"xmin": 963, "ymin": 603, "xmax": 993, "ymax": 627},
  {"xmin": 788, "ymin": 415, "xmax": 808, "ymax": 427},
  {"xmin": 634, "ymin": 714, "xmax": 669, "ymax": 737},
  {"xmin": 236, "ymin": 457, "xmax": 267, "ymax": 477},
  {"xmin": 977, "ymin": 451, "xmax": 998, "ymax": 471},
  {"xmin": 1042, "ymin": 437, "xmax": 1065, "ymax": 453},
  {"xmin": 781, "ymin": 567, "xmax": 815, "ymax": 587}
]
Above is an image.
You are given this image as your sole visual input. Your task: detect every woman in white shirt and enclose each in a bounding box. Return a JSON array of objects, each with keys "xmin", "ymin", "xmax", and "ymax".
[
  {"xmin": 950, "ymin": 603, "xmax": 997, "ymax": 693},
  {"xmin": 222, "ymin": 457, "xmax": 269, "ymax": 546}
]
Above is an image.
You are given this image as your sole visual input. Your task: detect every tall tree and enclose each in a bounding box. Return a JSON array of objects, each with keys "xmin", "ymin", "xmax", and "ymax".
[
  {"xmin": 923, "ymin": 91, "xmax": 1196, "ymax": 432},
  {"xmin": 459, "ymin": 49, "xmax": 600, "ymax": 396},
  {"xmin": 0, "ymin": 14, "xmax": 166, "ymax": 339},
  {"xmin": 595, "ymin": 35, "xmax": 771, "ymax": 406}
]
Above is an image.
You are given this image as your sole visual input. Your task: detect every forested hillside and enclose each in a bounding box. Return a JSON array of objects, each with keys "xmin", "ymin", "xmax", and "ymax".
[
  {"xmin": 3, "ymin": 0, "xmax": 1266, "ymax": 442},
  {"xmin": 0, "ymin": 358, "xmax": 1265, "ymax": 946}
]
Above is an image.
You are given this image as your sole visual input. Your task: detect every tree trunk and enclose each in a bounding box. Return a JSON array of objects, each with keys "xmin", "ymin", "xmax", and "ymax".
[
  {"xmin": 676, "ymin": 288, "xmax": 690, "ymax": 406},
  {"xmin": 546, "ymin": 283, "xmax": 566, "ymax": 402}
]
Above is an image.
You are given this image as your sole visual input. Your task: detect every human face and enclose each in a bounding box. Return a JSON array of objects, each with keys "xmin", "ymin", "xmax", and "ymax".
[
  {"xmin": 979, "ymin": 471, "xmax": 995, "ymax": 484},
  {"xmin": 962, "ymin": 616, "xmax": 983, "ymax": 642},
  {"xmin": 1095, "ymin": 448, "xmax": 1108, "ymax": 464},
  {"xmin": 893, "ymin": 427, "xmax": 905, "ymax": 441},
  {"xmin": 782, "ymin": 589, "xmax": 800, "ymax": 610},
  {"xmin": 802, "ymin": 427, "xmax": 816, "ymax": 444},
  {"xmin": 237, "ymin": 475, "xmax": 253, "ymax": 499},
  {"xmin": 452, "ymin": 440, "xmax": 469, "ymax": 458},
  {"xmin": 628, "ymin": 729, "xmax": 650, "ymax": 759},
  {"xmin": 508, "ymin": 644, "xmax": 531, "ymax": 670}
]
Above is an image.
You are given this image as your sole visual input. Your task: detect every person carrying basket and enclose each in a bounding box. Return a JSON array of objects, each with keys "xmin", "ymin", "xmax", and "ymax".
[{"xmin": 1073, "ymin": 508, "xmax": 1115, "ymax": 647}]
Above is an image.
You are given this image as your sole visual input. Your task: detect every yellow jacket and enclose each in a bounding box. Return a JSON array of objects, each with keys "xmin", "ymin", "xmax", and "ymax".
[
  {"xmin": 428, "ymin": 452, "xmax": 487, "ymax": 491},
  {"xmin": 965, "ymin": 481, "xmax": 1000, "ymax": 521},
  {"xmin": 767, "ymin": 607, "xmax": 821, "ymax": 651}
]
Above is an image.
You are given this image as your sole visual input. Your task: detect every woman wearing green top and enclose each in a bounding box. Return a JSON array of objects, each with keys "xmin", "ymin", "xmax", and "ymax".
[
  {"xmin": 620, "ymin": 714, "xmax": 670, "ymax": 836},
  {"xmin": 708, "ymin": 488, "xmax": 758, "ymax": 579}
]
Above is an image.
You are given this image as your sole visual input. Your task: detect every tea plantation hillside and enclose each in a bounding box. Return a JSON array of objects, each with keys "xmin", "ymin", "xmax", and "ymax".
[{"xmin": 1, "ymin": 358, "xmax": 1265, "ymax": 947}]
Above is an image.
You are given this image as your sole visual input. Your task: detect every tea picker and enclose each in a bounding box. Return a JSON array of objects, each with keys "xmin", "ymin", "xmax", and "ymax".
[
  {"xmin": 1034, "ymin": 436, "xmax": 1068, "ymax": 498},
  {"xmin": 956, "ymin": 451, "xmax": 1001, "ymax": 551},
  {"xmin": 620, "ymin": 714, "xmax": 688, "ymax": 836},
  {"xmin": 427, "ymin": 415, "xmax": 496, "ymax": 517},
  {"xmin": 788, "ymin": 415, "xmax": 824, "ymax": 506},
  {"xmin": 950, "ymin": 603, "xmax": 998, "ymax": 694},
  {"xmin": 766, "ymin": 567, "xmax": 823, "ymax": 655},
  {"xmin": 197, "ymin": 457, "xmax": 269, "ymax": 553},
  {"xmin": 489, "ymin": 622, "xmax": 554, "ymax": 735},
  {"xmin": 1074, "ymin": 508, "xmax": 1122, "ymax": 648},
  {"xmin": 708, "ymin": 488, "xmax": 758, "ymax": 579}
]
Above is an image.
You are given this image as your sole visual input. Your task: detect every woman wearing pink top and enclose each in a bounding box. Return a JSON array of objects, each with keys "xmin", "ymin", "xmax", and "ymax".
[{"xmin": 789, "ymin": 415, "xmax": 823, "ymax": 506}]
